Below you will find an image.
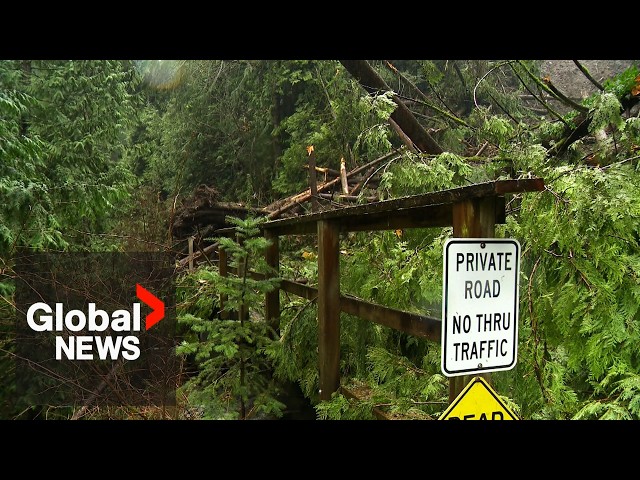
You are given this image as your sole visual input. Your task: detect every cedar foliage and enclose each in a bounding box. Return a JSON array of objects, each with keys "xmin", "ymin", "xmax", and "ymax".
[
  {"xmin": 149, "ymin": 60, "xmax": 640, "ymax": 420},
  {"xmin": 267, "ymin": 60, "xmax": 640, "ymax": 420},
  {"xmin": 0, "ymin": 60, "xmax": 142, "ymax": 418},
  {"xmin": 3, "ymin": 59, "xmax": 640, "ymax": 420}
]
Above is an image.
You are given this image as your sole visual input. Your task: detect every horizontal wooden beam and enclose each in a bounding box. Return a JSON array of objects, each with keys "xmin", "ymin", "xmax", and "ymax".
[
  {"xmin": 262, "ymin": 178, "xmax": 543, "ymax": 236},
  {"xmin": 261, "ymin": 204, "xmax": 456, "ymax": 236},
  {"xmin": 340, "ymin": 294, "xmax": 441, "ymax": 341},
  {"xmin": 279, "ymin": 278, "xmax": 318, "ymax": 301},
  {"xmin": 250, "ymin": 274, "xmax": 441, "ymax": 341},
  {"xmin": 339, "ymin": 204, "xmax": 452, "ymax": 233}
]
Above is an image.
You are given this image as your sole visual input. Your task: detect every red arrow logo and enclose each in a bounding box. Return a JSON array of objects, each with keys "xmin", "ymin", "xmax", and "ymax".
[{"xmin": 136, "ymin": 283, "xmax": 165, "ymax": 330}]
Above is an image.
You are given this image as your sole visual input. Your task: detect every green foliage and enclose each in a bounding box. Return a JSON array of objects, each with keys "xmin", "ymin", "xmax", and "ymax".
[
  {"xmin": 574, "ymin": 371, "xmax": 640, "ymax": 420},
  {"xmin": 176, "ymin": 216, "xmax": 284, "ymax": 419},
  {"xmin": 0, "ymin": 60, "xmax": 139, "ymax": 256},
  {"xmin": 270, "ymin": 218, "xmax": 454, "ymax": 419},
  {"xmin": 602, "ymin": 65, "xmax": 640, "ymax": 99},
  {"xmin": 265, "ymin": 299, "xmax": 320, "ymax": 401},
  {"xmin": 135, "ymin": 60, "xmax": 398, "ymax": 203},
  {"xmin": 504, "ymin": 160, "xmax": 640, "ymax": 419},
  {"xmin": 359, "ymin": 90, "xmax": 397, "ymax": 121},
  {"xmin": 480, "ymin": 115, "xmax": 515, "ymax": 148},
  {"xmin": 27, "ymin": 61, "xmax": 137, "ymax": 239},
  {"xmin": 437, "ymin": 126, "xmax": 473, "ymax": 155},
  {"xmin": 507, "ymin": 143, "xmax": 549, "ymax": 176},
  {"xmin": 589, "ymin": 92, "xmax": 624, "ymax": 134},
  {"xmin": 6, "ymin": 59, "xmax": 640, "ymax": 420},
  {"xmin": 157, "ymin": 60, "xmax": 640, "ymax": 421},
  {"xmin": 316, "ymin": 392, "xmax": 377, "ymax": 420},
  {"xmin": 379, "ymin": 151, "xmax": 473, "ymax": 200},
  {"xmin": 339, "ymin": 228, "xmax": 447, "ymax": 318},
  {"xmin": 319, "ymin": 226, "xmax": 453, "ymax": 419},
  {"xmin": 364, "ymin": 346, "xmax": 446, "ymax": 417},
  {"xmin": 0, "ymin": 86, "xmax": 57, "ymax": 256},
  {"xmin": 282, "ymin": 61, "xmax": 640, "ymax": 421},
  {"xmin": 137, "ymin": 60, "xmax": 278, "ymax": 204},
  {"xmin": 315, "ymin": 344, "xmax": 447, "ymax": 420},
  {"xmin": 536, "ymin": 121, "xmax": 566, "ymax": 150},
  {"xmin": 0, "ymin": 60, "xmax": 146, "ymax": 419},
  {"xmin": 419, "ymin": 61, "xmax": 444, "ymax": 84},
  {"xmin": 272, "ymin": 61, "xmax": 396, "ymax": 196}
]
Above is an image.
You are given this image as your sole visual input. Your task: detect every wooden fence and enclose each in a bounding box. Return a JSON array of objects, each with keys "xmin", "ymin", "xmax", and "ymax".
[{"xmin": 203, "ymin": 178, "xmax": 545, "ymax": 412}]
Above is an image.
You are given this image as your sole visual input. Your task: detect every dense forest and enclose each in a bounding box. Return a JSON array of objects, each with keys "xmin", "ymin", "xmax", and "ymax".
[{"xmin": 1, "ymin": 59, "xmax": 639, "ymax": 420}]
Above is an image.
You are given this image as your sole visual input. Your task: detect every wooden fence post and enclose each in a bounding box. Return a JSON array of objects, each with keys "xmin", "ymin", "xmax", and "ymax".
[
  {"xmin": 318, "ymin": 220, "xmax": 340, "ymax": 401},
  {"xmin": 449, "ymin": 196, "xmax": 497, "ymax": 403}
]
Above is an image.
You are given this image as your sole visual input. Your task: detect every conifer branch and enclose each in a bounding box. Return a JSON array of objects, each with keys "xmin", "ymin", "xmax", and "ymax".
[
  {"xmin": 573, "ymin": 60, "xmax": 605, "ymax": 91},
  {"xmin": 509, "ymin": 63, "xmax": 568, "ymax": 126},
  {"xmin": 601, "ymin": 154, "xmax": 640, "ymax": 170},
  {"xmin": 384, "ymin": 61, "xmax": 471, "ymax": 128},
  {"xmin": 473, "ymin": 60, "xmax": 513, "ymax": 109},
  {"xmin": 486, "ymin": 91, "xmax": 520, "ymax": 124},
  {"xmin": 516, "ymin": 60, "xmax": 589, "ymax": 113}
]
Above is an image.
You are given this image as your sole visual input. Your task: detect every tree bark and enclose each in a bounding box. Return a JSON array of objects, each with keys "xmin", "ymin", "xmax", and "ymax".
[
  {"xmin": 339, "ymin": 60, "xmax": 443, "ymax": 155},
  {"xmin": 389, "ymin": 118, "xmax": 418, "ymax": 152},
  {"xmin": 573, "ymin": 60, "xmax": 604, "ymax": 91}
]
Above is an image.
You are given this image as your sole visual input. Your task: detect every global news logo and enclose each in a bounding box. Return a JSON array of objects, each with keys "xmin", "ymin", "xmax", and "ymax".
[{"xmin": 25, "ymin": 284, "xmax": 164, "ymax": 361}]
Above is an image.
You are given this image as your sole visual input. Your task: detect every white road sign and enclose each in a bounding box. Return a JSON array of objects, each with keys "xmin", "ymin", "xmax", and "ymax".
[{"xmin": 441, "ymin": 238, "xmax": 520, "ymax": 377}]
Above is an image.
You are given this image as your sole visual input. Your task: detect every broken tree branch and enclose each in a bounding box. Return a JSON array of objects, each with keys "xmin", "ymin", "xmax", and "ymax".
[
  {"xmin": 350, "ymin": 166, "xmax": 376, "ymax": 196},
  {"xmin": 339, "ymin": 157, "xmax": 349, "ymax": 195},
  {"xmin": 263, "ymin": 148, "xmax": 404, "ymax": 219},
  {"xmin": 516, "ymin": 60, "xmax": 589, "ymax": 113},
  {"xmin": 308, "ymin": 146, "xmax": 319, "ymax": 212},
  {"xmin": 573, "ymin": 60, "xmax": 604, "ymax": 91},
  {"xmin": 389, "ymin": 117, "xmax": 418, "ymax": 152},
  {"xmin": 339, "ymin": 60, "xmax": 443, "ymax": 154},
  {"xmin": 384, "ymin": 60, "xmax": 471, "ymax": 129}
]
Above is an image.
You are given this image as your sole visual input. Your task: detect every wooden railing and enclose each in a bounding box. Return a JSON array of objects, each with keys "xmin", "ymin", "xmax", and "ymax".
[{"xmin": 209, "ymin": 178, "xmax": 545, "ymax": 408}]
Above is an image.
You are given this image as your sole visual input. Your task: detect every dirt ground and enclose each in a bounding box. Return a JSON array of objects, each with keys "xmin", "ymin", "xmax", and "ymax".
[{"xmin": 539, "ymin": 60, "xmax": 636, "ymax": 100}]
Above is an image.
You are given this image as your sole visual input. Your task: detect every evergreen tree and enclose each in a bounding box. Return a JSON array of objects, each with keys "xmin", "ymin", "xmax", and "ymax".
[
  {"xmin": 0, "ymin": 59, "xmax": 143, "ymax": 418},
  {"xmin": 176, "ymin": 216, "xmax": 284, "ymax": 419}
]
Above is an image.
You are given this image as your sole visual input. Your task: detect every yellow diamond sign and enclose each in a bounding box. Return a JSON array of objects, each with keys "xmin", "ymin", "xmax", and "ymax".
[{"xmin": 439, "ymin": 376, "xmax": 520, "ymax": 420}]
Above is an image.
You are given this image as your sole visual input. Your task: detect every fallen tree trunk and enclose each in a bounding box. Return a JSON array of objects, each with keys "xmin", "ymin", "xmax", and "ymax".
[
  {"xmin": 263, "ymin": 148, "xmax": 403, "ymax": 219},
  {"xmin": 339, "ymin": 60, "xmax": 443, "ymax": 155},
  {"xmin": 548, "ymin": 94, "xmax": 640, "ymax": 157}
]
